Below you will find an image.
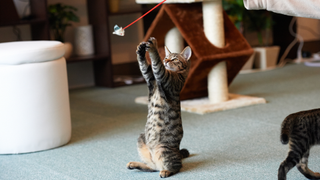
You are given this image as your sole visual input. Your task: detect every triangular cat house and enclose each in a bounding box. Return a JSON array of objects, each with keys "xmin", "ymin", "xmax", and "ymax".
[{"xmin": 143, "ymin": 3, "xmax": 254, "ymax": 100}]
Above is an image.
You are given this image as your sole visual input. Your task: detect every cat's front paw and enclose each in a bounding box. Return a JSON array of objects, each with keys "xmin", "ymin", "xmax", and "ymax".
[
  {"xmin": 160, "ymin": 170, "xmax": 171, "ymax": 178},
  {"xmin": 136, "ymin": 42, "xmax": 147, "ymax": 57},
  {"xmin": 126, "ymin": 162, "xmax": 136, "ymax": 170},
  {"xmin": 146, "ymin": 37, "xmax": 158, "ymax": 52}
]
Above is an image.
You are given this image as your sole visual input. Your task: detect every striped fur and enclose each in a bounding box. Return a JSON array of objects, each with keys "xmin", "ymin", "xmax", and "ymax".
[
  {"xmin": 127, "ymin": 37, "xmax": 192, "ymax": 178},
  {"xmin": 278, "ymin": 108, "xmax": 320, "ymax": 180}
]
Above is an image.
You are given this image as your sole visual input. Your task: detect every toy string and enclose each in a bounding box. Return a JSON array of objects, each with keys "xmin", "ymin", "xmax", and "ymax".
[{"xmin": 123, "ymin": 0, "xmax": 167, "ymax": 30}]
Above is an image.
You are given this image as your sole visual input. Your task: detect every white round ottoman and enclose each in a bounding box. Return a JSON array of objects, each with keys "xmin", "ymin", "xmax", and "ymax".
[{"xmin": 0, "ymin": 41, "xmax": 71, "ymax": 154}]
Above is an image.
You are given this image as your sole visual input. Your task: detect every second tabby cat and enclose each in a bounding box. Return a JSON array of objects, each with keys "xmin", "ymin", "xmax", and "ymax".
[{"xmin": 278, "ymin": 108, "xmax": 320, "ymax": 180}]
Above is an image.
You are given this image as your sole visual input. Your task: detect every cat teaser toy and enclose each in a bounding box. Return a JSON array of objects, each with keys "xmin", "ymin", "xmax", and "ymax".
[{"xmin": 113, "ymin": 0, "xmax": 166, "ymax": 36}]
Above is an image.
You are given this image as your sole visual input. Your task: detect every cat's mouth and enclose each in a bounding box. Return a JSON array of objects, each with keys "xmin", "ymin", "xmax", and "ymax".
[{"xmin": 164, "ymin": 64, "xmax": 176, "ymax": 71}]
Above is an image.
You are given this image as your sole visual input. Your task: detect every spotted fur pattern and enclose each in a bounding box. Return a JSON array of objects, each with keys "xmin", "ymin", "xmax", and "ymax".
[
  {"xmin": 278, "ymin": 108, "xmax": 320, "ymax": 180},
  {"xmin": 127, "ymin": 37, "xmax": 192, "ymax": 178}
]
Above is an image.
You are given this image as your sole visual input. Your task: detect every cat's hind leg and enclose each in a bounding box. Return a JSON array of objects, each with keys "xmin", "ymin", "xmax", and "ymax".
[
  {"xmin": 297, "ymin": 150, "xmax": 320, "ymax": 179},
  {"xmin": 126, "ymin": 162, "xmax": 155, "ymax": 172},
  {"xmin": 278, "ymin": 150, "xmax": 301, "ymax": 180},
  {"xmin": 160, "ymin": 152, "xmax": 183, "ymax": 178},
  {"xmin": 153, "ymin": 146, "xmax": 183, "ymax": 178},
  {"xmin": 127, "ymin": 133, "xmax": 156, "ymax": 172}
]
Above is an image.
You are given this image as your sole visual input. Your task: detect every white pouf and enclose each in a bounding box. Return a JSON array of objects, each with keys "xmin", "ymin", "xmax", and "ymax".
[{"xmin": 0, "ymin": 41, "xmax": 71, "ymax": 154}]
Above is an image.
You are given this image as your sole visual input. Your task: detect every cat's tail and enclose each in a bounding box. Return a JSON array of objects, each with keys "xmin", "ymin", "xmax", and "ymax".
[
  {"xmin": 180, "ymin": 148, "xmax": 190, "ymax": 158},
  {"xmin": 280, "ymin": 115, "xmax": 294, "ymax": 144}
]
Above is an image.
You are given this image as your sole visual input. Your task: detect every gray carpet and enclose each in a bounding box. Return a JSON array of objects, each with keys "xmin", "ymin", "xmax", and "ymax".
[{"xmin": 1, "ymin": 64, "xmax": 320, "ymax": 180}]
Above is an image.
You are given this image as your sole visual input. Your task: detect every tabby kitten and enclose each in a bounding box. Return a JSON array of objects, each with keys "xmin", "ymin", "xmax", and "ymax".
[
  {"xmin": 126, "ymin": 37, "xmax": 192, "ymax": 178},
  {"xmin": 278, "ymin": 108, "xmax": 320, "ymax": 180}
]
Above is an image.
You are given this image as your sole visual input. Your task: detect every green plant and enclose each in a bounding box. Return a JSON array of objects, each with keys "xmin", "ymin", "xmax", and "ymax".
[
  {"xmin": 245, "ymin": 10, "xmax": 272, "ymax": 46},
  {"xmin": 222, "ymin": 0, "xmax": 245, "ymax": 31},
  {"xmin": 48, "ymin": 3, "xmax": 79, "ymax": 42},
  {"xmin": 223, "ymin": 0, "xmax": 273, "ymax": 46}
]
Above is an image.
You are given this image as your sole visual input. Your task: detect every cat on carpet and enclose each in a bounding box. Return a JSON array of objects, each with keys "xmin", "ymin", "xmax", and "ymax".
[
  {"xmin": 126, "ymin": 37, "xmax": 192, "ymax": 178},
  {"xmin": 278, "ymin": 108, "xmax": 320, "ymax": 180}
]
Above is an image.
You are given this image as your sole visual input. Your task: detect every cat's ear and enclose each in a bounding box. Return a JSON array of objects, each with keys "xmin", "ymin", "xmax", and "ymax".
[
  {"xmin": 180, "ymin": 46, "xmax": 192, "ymax": 61},
  {"xmin": 165, "ymin": 46, "xmax": 171, "ymax": 57}
]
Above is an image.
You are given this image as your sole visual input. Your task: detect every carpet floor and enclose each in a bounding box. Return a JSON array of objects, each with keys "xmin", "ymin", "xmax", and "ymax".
[{"xmin": 1, "ymin": 64, "xmax": 320, "ymax": 180}]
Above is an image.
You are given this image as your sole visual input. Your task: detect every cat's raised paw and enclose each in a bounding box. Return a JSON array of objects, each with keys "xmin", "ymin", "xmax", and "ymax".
[
  {"xmin": 136, "ymin": 42, "xmax": 147, "ymax": 56},
  {"xmin": 148, "ymin": 37, "xmax": 157, "ymax": 44},
  {"xmin": 146, "ymin": 37, "xmax": 158, "ymax": 52},
  {"xmin": 159, "ymin": 170, "xmax": 171, "ymax": 178}
]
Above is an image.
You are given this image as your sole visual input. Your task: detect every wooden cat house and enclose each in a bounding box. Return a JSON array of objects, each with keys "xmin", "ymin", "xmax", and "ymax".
[{"xmin": 143, "ymin": 3, "xmax": 254, "ymax": 100}]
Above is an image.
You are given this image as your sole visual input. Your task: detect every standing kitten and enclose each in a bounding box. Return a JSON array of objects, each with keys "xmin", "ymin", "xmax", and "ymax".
[
  {"xmin": 278, "ymin": 108, "xmax": 320, "ymax": 180},
  {"xmin": 127, "ymin": 37, "xmax": 192, "ymax": 178}
]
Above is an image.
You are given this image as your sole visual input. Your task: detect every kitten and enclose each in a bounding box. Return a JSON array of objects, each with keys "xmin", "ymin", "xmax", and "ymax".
[
  {"xmin": 278, "ymin": 108, "xmax": 320, "ymax": 180},
  {"xmin": 127, "ymin": 37, "xmax": 192, "ymax": 178}
]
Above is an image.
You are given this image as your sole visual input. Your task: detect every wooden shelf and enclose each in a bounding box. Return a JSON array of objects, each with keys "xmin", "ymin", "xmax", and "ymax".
[
  {"xmin": 109, "ymin": 8, "xmax": 145, "ymax": 16},
  {"xmin": 66, "ymin": 54, "xmax": 109, "ymax": 63},
  {"xmin": 0, "ymin": 0, "xmax": 49, "ymax": 40},
  {"xmin": 108, "ymin": 5, "xmax": 154, "ymax": 16},
  {"xmin": 0, "ymin": 17, "xmax": 47, "ymax": 27}
]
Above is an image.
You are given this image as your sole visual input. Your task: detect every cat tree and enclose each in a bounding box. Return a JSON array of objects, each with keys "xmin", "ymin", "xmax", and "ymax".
[{"xmin": 135, "ymin": 0, "xmax": 266, "ymax": 114}]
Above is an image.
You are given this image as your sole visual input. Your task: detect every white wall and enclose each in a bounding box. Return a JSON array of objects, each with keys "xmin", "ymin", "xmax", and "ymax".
[{"xmin": 0, "ymin": 0, "xmax": 144, "ymax": 89}]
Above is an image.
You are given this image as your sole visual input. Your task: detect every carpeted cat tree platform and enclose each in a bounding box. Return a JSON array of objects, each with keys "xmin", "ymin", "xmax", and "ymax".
[{"xmin": 135, "ymin": 1, "xmax": 266, "ymax": 114}]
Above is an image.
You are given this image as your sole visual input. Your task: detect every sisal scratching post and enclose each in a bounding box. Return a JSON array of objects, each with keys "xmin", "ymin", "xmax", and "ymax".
[
  {"xmin": 165, "ymin": 27, "xmax": 184, "ymax": 53},
  {"xmin": 208, "ymin": 62, "xmax": 228, "ymax": 103},
  {"xmin": 202, "ymin": 1, "xmax": 224, "ymax": 47},
  {"xmin": 203, "ymin": 0, "xmax": 229, "ymax": 103}
]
